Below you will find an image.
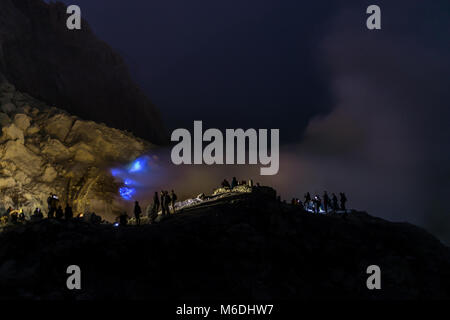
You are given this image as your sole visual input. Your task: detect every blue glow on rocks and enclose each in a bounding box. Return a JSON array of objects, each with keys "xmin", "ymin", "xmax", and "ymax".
[{"xmin": 119, "ymin": 187, "xmax": 136, "ymax": 201}]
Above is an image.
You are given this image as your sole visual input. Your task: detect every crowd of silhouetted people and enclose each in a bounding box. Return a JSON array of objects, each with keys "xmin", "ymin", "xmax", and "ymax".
[
  {"xmin": 1, "ymin": 180, "xmax": 350, "ymax": 229},
  {"xmin": 118, "ymin": 189, "xmax": 178, "ymax": 226},
  {"xmin": 0, "ymin": 193, "xmax": 98, "ymax": 225},
  {"xmin": 221, "ymin": 176, "xmax": 259, "ymax": 190},
  {"xmin": 291, "ymin": 191, "xmax": 348, "ymax": 213}
]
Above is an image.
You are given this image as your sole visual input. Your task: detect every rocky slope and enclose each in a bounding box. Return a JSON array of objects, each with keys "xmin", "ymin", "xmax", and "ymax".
[
  {"xmin": 0, "ymin": 191, "xmax": 449, "ymax": 300},
  {"xmin": 0, "ymin": 79, "xmax": 152, "ymax": 218},
  {"xmin": 0, "ymin": 0, "xmax": 167, "ymax": 144}
]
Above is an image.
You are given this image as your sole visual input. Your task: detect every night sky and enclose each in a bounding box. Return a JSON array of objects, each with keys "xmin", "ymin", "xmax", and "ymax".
[{"xmin": 48, "ymin": 0, "xmax": 450, "ymax": 243}]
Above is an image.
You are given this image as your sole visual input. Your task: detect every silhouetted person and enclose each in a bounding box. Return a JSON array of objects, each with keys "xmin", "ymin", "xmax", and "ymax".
[
  {"xmin": 231, "ymin": 177, "xmax": 238, "ymax": 189},
  {"xmin": 10, "ymin": 211, "xmax": 18, "ymax": 223},
  {"xmin": 134, "ymin": 201, "xmax": 142, "ymax": 225},
  {"xmin": 314, "ymin": 195, "xmax": 321, "ymax": 214},
  {"xmin": 47, "ymin": 194, "xmax": 53, "ymax": 212},
  {"xmin": 304, "ymin": 192, "xmax": 311, "ymax": 206},
  {"xmin": 18, "ymin": 211, "xmax": 25, "ymax": 222},
  {"xmin": 291, "ymin": 198, "xmax": 296, "ymax": 205},
  {"xmin": 323, "ymin": 191, "xmax": 330, "ymax": 213},
  {"xmin": 164, "ymin": 191, "xmax": 172, "ymax": 214},
  {"xmin": 171, "ymin": 190, "xmax": 177, "ymax": 213},
  {"xmin": 221, "ymin": 179, "xmax": 231, "ymax": 189},
  {"xmin": 119, "ymin": 212, "xmax": 128, "ymax": 226},
  {"xmin": 340, "ymin": 193, "xmax": 347, "ymax": 211},
  {"xmin": 47, "ymin": 194, "xmax": 59, "ymax": 218},
  {"xmin": 160, "ymin": 191, "xmax": 167, "ymax": 215},
  {"xmin": 332, "ymin": 193, "xmax": 339, "ymax": 212},
  {"xmin": 48, "ymin": 207, "xmax": 55, "ymax": 219},
  {"xmin": 65, "ymin": 204, "xmax": 73, "ymax": 220},
  {"xmin": 152, "ymin": 192, "xmax": 160, "ymax": 214},
  {"xmin": 33, "ymin": 208, "xmax": 43, "ymax": 220},
  {"xmin": 55, "ymin": 206, "xmax": 64, "ymax": 219}
]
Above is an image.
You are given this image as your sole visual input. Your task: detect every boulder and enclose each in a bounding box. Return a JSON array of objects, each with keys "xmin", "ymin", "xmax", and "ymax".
[
  {"xmin": 13, "ymin": 113, "xmax": 31, "ymax": 131},
  {"xmin": 1, "ymin": 123, "xmax": 24, "ymax": 144},
  {"xmin": 0, "ymin": 140, "xmax": 43, "ymax": 176},
  {"xmin": 71, "ymin": 143, "xmax": 95, "ymax": 163},
  {"xmin": 26, "ymin": 126, "xmax": 40, "ymax": 135},
  {"xmin": 0, "ymin": 177, "xmax": 15, "ymax": 188},
  {"xmin": 41, "ymin": 166, "xmax": 58, "ymax": 183},
  {"xmin": 14, "ymin": 171, "xmax": 31, "ymax": 186},
  {"xmin": 41, "ymin": 139, "xmax": 73, "ymax": 161},
  {"xmin": 44, "ymin": 114, "xmax": 74, "ymax": 141}
]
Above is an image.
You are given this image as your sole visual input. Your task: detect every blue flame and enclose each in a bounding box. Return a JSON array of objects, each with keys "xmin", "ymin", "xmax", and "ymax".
[
  {"xmin": 111, "ymin": 155, "xmax": 160, "ymax": 201},
  {"xmin": 119, "ymin": 187, "xmax": 136, "ymax": 201},
  {"xmin": 129, "ymin": 158, "xmax": 146, "ymax": 173}
]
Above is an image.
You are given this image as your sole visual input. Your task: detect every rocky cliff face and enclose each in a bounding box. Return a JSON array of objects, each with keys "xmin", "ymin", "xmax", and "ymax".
[
  {"xmin": 0, "ymin": 79, "xmax": 152, "ymax": 218},
  {"xmin": 0, "ymin": 0, "xmax": 167, "ymax": 144}
]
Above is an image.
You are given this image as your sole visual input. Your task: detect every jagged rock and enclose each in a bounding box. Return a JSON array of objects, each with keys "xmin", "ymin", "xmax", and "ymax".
[
  {"xmin": 26, "ymin": 125, "xmax": 39, "ymax": 136},
  {"xmin": 1, "ymin": 123, "xmax": 24, "ymax": 143},
  {"xmin": 0, "ymin": 79, "xmax": 153, "ymax": 218},
  {"xmin": 44, "ymin": 113, "xmax": 73, "ymax": 141},
  {"xmin": 13, "ymin": 113, "xmax": 31, "ymax": 131},
  {"xmin": 0, "ymin": 140, "xmax": 43, "ymax": 176},
  {"xmin": 14, "ymin": 171, "xmax": 31, "ymax": 186},
  {"xmin": 41, "ymin": 166, "xmax": 57, "ymax": 183},
  {"xmin": 69, "ymin": 142, "xmax": 95, "ymax": 163},
  {"xmin": 0, "ymin": 177, "xmax": 15, "ymax": 188},
  {"xmin": 41, "ymin": 138, "xmax": 72, "ymax": 161}
]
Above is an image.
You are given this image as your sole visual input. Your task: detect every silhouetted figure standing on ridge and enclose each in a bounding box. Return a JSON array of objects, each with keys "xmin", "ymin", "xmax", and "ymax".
[
  {"xmin": 304, "ymin": 192, "xmax": 311, "ymax": 209},
  {"xmin": 47, "ymin": 194, "xmax": 53, "ymax": 212},
  {"xmin": 314, "ymin": 195, "xmax": 322, "ymax": 214},
  {"xmin": 134, "ymin": 201, "xmax": 142, "ymax": 225},
  {"xmin": 231, "ymin": 177, "xmax": 238, "ymax": 189},
  {"xmin": 65, "ymin": 204, "xmax": 73, "ymax": 220},
  {"xmin": 164, "ymin": 191, "xmax": 172, "ymax": 214},
  {"xmin": 171, "ymin": 190, "xmax": 177, "ymax": 213},
  {"xmin": 160, "ymin": 191, "xmax": 167, "ymax": 215},
  {"xmin": 340, "ymin": 193, "xmax": 347, "ymax": 211},
  {"xmin": 332, "ymin": 193, "xmax": 339, "ymax": 212},
  {"xmin": 48, "ymin": 207, "xmax": 55, "ymax": 219},
  {"xmin": 33, "ymin": 208, "xmax": 43, "ymax": 220},
  {"xmin": 323, "ymin": 191, "xmax": 330, "ymax": 213},
  {"xmin": 152, "ymin": 192, "xmax": 160, "ymax": 214},
  {"xmin": 55, "ymin": 206, "xmax": 64, "ymax": 219},
  {"xmin": 221, "ymin": 179, "xmax": 231, "ymax": 189}
]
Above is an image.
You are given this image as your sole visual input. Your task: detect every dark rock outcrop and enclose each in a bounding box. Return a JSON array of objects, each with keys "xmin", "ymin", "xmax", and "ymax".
[
  {"xmin": 1, "ymin": 191, "xmax": 449, "ymax": 300},
  {"xmin": 0, "ymin": 0, "xmax": 167, "ymax": 145}
]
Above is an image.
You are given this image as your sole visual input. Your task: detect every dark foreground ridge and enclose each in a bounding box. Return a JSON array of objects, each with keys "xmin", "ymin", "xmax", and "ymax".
[{"xmin": 1, "ymin": 190, "xmax": 449, "ymax": 300}]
